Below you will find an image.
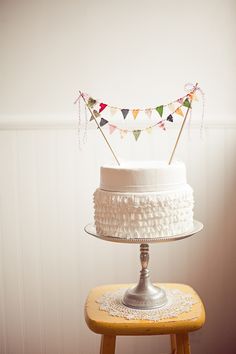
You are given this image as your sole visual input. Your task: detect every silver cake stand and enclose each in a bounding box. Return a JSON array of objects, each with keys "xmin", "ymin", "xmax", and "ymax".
[{"xmin": 84, "ymin": 220, "xmax": 203, "ymax": 310}]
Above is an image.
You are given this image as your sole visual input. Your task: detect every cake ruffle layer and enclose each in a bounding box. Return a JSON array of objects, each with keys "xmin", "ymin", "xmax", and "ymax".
[{"xmin": 94, "ymin": 186, "xmax": 194, "ymax": 239}]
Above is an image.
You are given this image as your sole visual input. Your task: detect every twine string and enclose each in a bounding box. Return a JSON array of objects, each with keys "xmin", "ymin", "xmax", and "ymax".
[{"xmin": 80, "ymin": 91, "xmax": 120, "ymax": 165}]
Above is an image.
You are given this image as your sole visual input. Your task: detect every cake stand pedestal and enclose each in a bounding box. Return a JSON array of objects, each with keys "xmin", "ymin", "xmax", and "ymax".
[{"xmin": 84, "ymin": 220, "xmax": 203, "ymax": 310}]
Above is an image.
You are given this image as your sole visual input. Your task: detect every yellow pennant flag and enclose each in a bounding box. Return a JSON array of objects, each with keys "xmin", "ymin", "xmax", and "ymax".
[
  {"xmin": 175, "ymin": 107, "xmax": 184, "ymax": 117},
  {"xmin": 110, "ymin": 107, "xmax": 118, "ymax": 116},
  {"xmin": 145, "ymin": 109, "xmax": 152, "ymax": 118},
  {"xmin": 132, "ymin": 109, "xmax": 140, "ymax": 119}
]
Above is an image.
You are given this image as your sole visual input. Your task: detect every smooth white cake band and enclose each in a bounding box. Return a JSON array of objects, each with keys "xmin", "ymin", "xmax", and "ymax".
[{"xmin": 100, "ymin": 161, "xmax": 187, "ymax": 193}]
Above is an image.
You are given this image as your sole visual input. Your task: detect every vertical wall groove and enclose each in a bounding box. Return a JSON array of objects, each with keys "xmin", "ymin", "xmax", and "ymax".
[{"xmin": 0, "ymin": 127, "xmax": 235, "ymax": 354}]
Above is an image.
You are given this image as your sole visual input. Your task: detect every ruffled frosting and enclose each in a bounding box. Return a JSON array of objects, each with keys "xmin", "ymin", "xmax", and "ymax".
[{"xmin": 93, "ymin": 186, "xmax": 194, "ymax": 238}]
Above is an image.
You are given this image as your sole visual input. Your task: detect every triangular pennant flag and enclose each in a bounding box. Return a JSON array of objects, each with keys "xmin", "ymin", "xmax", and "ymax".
[
  {"xmin": 110, "ymin": 107, "xmax": 118, "ymax": 116},
  {"xmin": 175, "ymin": 107, "xmax": 184, "ymax": 117},
  {"xmin": 90, "ymin": 110, "xmax": 100, "ymax": 121},
  {"xmin": 87, "ymin": 97, "xmax": 97, "ymax": 108},
  {"xmin": 108, "ymin": 124, "xmax": 117, "ymax": 134},
  {"xmin": 145, "ymin": 109, "xmax": 152, "ymax": 118},
  {"xmin": 146, "ymin": 127, "xmax": 152, "ymax": 134},
  {"xmin": 177, "ymin": 97, "xmax": 184, "ymax": 104},
  {"xmin": 133, "ymin": 130, "xmax": 141, "ymax": 141},
  {"xmin": 120, "ymin": 130, "xmax": 128, "ymax": 139},
  {"xmin": 100, "ymin": 118, "xmax": 108, "ymax": 127},
  {"xmin": 132, "ymin": 109, "xmax": 140, "ymax": 119},
  {"xmin": 188, "ymin": 92, "xmax": 198, "ymax": 101},
  {"xmin": 167, "ymin": 114, "xmax": 173, "ymax": 122},
  {"xmin": 168, "ymin": 103, "xmax": 176, "ymax": 112},
  {"xmin": 188, "ymin": 93, "xmax": 193, "ymax": 100},
  {"xmin": 183, "ymin": 98, "xmax": 191, "ymax": 108},
  {"xmin": 156, "ymin": 105, "xmax": 164, "ymax": 117},
  {"xmin": 121, "ymin": 109, "xmax": 129, "ymax": 119},
  {"xmin": 158, "ymin": 121, "xmax": 166, "ymax": 130},
  {"xmin": 99, "ymin": 103, "xmax": 107, "ymax": 113}
]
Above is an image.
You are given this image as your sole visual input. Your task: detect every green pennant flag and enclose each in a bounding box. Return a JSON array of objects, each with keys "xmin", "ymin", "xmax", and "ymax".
[
  {"xmin": 100, "ymin": 118, "xmax": 108, "ymax": 127},
  {"xmin": 133, "ymin": 130, "xmax": 141, "ymax": 141},
  {"xmin": 183, "ymin": 98, "xmax": 191, "ymax": 108},
  {"xmin": 156, "ymin": 105, "xmax": 164, "ymax": 117}
]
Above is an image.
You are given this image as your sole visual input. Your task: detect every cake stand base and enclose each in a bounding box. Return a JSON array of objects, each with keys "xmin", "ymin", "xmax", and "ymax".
[
  {"xmin": 122, "ymin": 244, "xmax": 167, "ymax": 309},
  {"xmin": 84, "ymin": 221, "xmax": 204, "ymax": 310}
]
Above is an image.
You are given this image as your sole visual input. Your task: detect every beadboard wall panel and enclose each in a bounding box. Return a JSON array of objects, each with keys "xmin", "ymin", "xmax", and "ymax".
[
  {"xmin": 1, "ymin": 0, "xmax": 236, "ymax": 352},
  {"xmin": 0, "ymin": 127, "xmax": 235, "ymax": 354}
]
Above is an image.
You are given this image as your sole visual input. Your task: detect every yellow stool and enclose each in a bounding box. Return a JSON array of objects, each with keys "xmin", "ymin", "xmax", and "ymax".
[{"xmin": 85, "ymin": 283, "xmax": 205, "ymax": 354}]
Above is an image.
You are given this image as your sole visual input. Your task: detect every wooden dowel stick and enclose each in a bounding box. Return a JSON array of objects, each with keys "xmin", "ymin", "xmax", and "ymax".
[
  {"xmin": 79, "ymin": 91, "xmax": 120, "ymax": 166},
  {"xmin": 168, "ymin": 83, "xmax": 198, "ymax": 165}
]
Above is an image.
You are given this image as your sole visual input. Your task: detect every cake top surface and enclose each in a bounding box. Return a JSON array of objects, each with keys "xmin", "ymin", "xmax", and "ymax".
[{"xmin": 100, "ymin": 160, "xmax": 187, "ymax": 192}]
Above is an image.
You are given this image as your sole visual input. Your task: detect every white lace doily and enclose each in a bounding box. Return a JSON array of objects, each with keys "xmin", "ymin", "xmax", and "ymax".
[{"xmin": 96, "ymin": 287, "xmax": 198, "ymax": 322}]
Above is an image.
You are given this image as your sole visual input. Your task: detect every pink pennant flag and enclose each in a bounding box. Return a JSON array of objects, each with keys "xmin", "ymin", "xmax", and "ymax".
[
  {"xmin": 177, "ymin": 98, "xmax": 184, "ymax": 104},
  {"xmin": 108, "ymin": 124, "xmax": 117, "ymax": 135},
  {"xmin": 158, "ymin": 121, "xmax": 166, "ymax": 131},
  {"xmin": 145, "ymin": 109, "xmax": 152, "ymax": 118},
  {"xmin": 99, "ymin": 103, "xmax": 107, "ymax": 113}
]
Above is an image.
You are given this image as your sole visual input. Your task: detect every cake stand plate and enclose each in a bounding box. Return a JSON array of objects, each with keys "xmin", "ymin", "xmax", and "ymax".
[
  {"xmin": 84, "ymin": 221, "xmax": 203, "ymax": 310},
  {"xmin": 84, "ymin": 220, "xmax": 203, "ymax": 244}
]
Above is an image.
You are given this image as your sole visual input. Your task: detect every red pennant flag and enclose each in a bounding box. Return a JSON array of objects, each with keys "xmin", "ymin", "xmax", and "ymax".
[{"xmin": 99, "ymin": 103, "xmax": 107, "ymax": 113}]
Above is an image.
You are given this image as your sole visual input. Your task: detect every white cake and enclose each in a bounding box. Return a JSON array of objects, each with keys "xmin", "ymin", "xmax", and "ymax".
[{"xmin": 93, "ymin": 161, "xmax": 194, "ymax": 239}]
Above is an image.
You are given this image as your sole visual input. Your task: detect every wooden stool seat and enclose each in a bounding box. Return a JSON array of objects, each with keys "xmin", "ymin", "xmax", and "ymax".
[{"xmin": 85, "ymin": 283, "xmax": 205, "ymax": 354}]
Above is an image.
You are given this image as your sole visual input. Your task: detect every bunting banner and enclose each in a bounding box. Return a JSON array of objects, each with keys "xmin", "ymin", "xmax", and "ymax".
[{"xmin": 75, "ymin": 83, "xmax": 204, "ymax": 142}]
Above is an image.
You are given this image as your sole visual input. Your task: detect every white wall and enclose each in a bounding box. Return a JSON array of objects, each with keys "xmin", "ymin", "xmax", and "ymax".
[{"xmin": 1, "ymin": 1, "xmax": 236, "ymax": 354}]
